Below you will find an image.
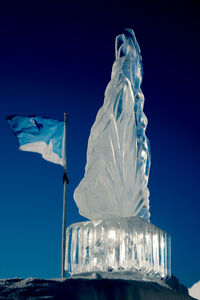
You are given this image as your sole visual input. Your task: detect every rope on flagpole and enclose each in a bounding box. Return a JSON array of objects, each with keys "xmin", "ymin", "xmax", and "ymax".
[{"xmin": 61, "ymin": 112, "xmax": 69, "ymax": 278}]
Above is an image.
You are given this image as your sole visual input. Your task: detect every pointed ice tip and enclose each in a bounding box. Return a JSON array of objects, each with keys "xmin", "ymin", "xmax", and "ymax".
[
  {"xmin": 123, "ymin": 28, "xmax": 135, "ymax": 36},
  {"xmin": 115, "ymin": 29, "xmax": 141, "ymax": 61}
]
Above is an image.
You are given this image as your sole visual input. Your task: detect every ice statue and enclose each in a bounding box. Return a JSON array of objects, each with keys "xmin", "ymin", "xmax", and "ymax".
[
  {"xmin": 65, "ymin": 29, "xmax": 171, "ymax": 280},
  {"xmin": 74, "ymin": 29, "xmax": 151, "ymax": 221}
]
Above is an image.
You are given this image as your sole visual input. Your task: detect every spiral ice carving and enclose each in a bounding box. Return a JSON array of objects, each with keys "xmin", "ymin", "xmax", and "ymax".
[{"xmin": 74, "ymin": 29, "xmax": 151, "ymax": 220}]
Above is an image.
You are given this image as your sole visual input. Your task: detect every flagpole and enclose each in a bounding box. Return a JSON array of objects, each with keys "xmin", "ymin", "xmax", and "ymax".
[{"xmin": 62, "ymin": 112, "xmax": 69, "ymax": 278}]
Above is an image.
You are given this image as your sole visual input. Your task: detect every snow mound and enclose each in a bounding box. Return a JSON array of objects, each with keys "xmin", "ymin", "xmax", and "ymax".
[
  {"xmin": 189, "ymin": 280, "xmax": 200, "ymax": 300},
  {"xmin": 0, "ymin": 276, "xmax": 196, "ymax": 299}
]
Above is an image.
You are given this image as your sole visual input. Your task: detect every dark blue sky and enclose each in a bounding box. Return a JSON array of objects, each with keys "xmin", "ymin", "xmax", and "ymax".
[{"xmin": 0, "ymin": 0, "xmax": 199, "ymax": 288}]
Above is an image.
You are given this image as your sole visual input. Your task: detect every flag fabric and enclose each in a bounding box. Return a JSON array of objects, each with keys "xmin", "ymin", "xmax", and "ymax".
[{"xmin": 6, "ymin": 115, "xmax": 64, "ymax": 166}]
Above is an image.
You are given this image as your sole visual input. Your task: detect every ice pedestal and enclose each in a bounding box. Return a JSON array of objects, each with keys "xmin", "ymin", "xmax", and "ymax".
[{"xmin": 65, "ymin": 217, "xmax": 171, "ymax": 279}]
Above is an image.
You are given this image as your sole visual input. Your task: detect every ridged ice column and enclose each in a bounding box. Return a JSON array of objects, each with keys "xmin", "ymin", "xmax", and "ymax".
[{"xmin": 65, "ymin": 217, "xmax": 171, "ymax": 279}]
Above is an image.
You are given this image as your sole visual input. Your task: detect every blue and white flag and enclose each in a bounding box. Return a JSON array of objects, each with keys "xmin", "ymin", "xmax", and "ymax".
[{"xmin": 6, "ymin": 115, "xmax": 64, "ymax": 166}]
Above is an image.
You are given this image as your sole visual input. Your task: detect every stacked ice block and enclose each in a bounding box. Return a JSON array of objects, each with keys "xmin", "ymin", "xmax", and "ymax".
[{"xmin": 65, "ymin": 217, "xmax": 171, "ymax": 278}]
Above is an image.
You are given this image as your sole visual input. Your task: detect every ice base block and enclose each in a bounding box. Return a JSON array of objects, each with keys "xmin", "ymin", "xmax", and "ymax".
[{"xmin": 65, "ymin": 216, "xmax": 171, "ymax": 279}]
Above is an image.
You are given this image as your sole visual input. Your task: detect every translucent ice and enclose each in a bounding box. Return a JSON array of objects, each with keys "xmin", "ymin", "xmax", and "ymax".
[
  {"xmin": 65, "ymin": 217, "xmax": 171, "ymax": 279},
  {"xmin": 74, "ymin": 29, "xmax": 151, "ymax": 220}
]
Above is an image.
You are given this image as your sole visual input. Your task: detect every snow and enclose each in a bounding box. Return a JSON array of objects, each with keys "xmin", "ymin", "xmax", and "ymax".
[
  {"xmin": 189, "ymin": 280, "xmax": 200, "ymax": 299},
  {"xmin": 0, "ymin": 276, "xmax": 195, "ymax": 299}
]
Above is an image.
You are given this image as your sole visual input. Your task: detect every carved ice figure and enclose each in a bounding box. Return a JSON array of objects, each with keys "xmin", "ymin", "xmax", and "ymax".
[{"xmin": 74, "ymin": 29, "xmax": 151, "ymax": 220}]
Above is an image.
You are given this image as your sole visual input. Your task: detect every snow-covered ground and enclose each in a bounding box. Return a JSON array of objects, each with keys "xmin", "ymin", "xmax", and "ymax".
[
  {"xmin": 0, "ymin": 275, "xmax": 196, "ymax": 299},
  {"xmin": 189, "ymin": 281, "xmax": 200, "ymax": 300}
]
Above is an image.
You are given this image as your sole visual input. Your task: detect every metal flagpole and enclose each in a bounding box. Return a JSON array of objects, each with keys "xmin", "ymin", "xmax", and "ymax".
[{"xmin": 61, "ymin": 112, "xmax": 69, "ymax": 278}]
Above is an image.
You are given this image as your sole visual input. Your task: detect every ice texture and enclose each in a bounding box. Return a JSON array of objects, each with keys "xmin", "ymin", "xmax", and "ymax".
[
  {"xmin": 74, "ymin": 29, "xmax": 151, "ymax": 220},
  {"xmin": 65, "ymin": 217, "xmax": 171, "ymax": 279}
]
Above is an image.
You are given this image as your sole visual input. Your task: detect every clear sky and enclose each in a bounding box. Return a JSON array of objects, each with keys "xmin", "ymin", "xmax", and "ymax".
[{"xmin": 0, "ymin": 0, "xmax": 199, "ymax": 288}]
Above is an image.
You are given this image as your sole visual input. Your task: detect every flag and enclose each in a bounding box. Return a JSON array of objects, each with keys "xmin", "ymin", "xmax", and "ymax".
[{"xmin": 6, "ymin": 115, "xmax": 64, "ymax": 166}]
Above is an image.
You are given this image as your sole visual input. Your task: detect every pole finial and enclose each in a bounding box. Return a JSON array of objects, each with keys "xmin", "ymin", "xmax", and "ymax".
[{"xmin": 64, "ymin": 112, "xmax": 68, "ymax": 122}]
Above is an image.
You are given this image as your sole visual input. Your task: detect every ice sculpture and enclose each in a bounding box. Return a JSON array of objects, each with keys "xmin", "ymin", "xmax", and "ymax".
[
  {"xmin": 74, "ymin": 29, "xmax": 151, "ymax": 221},
  {"xmin": 66, "ymin": 29, "xmax": 171, "ymax": 280}
]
